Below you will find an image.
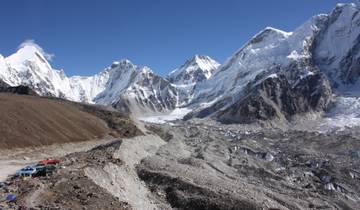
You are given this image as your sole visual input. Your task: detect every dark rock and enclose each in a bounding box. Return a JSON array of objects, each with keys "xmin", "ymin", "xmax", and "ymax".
[
  {"xmin": 216, "ymin": 73, "xmax": 332, "ymax": 124},
  {"xmin": 0, "ymin": 79, "xmax": 38, "ymax": 96},
  {"xmin": 3, "ymin": 85, "xmax": 39, "ymax": 96}
]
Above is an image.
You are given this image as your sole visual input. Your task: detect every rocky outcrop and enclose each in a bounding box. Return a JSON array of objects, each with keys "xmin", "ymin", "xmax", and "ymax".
[
  {"xmin": 0, "ymin": 79, "xmax": 38, "ymax": 96},
  {"xmin": 216, "ymin": 73, "xmax": 332, "ymax": 124},
  {"xmin": 2, "ymin": 85, "xmax": 39, "ymax": 96},
  {"xmin": 0, "ymin": 79, "xmax": 9, "ymax": 90}
]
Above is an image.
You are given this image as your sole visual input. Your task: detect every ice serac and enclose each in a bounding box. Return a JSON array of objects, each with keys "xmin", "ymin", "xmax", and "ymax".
[
  {"xmin": 94, "ymin": 60, "xmax": 178, "ymax": 115},
  {"xmin": 167, "ymin": 55, "xmax": 219, "ymax": 106}
]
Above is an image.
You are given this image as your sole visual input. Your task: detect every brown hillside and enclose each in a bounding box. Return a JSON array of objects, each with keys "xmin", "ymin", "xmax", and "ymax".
[{"xmin": 0, "ymin": 93, "xmax": 141, "ymax": 149}]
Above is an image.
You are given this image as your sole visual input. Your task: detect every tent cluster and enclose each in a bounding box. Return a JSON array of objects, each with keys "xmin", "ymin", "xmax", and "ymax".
[{"xmin": 0, "ymin": 158, "xmax": 61, "ymax": 208}]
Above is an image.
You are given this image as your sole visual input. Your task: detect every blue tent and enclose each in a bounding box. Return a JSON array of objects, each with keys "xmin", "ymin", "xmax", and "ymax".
[{"xmin": 6, "ymin": 194, "xmax": 16, "ymax": 202}]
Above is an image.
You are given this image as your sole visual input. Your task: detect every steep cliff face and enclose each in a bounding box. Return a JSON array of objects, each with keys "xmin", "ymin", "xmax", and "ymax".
[{"xmin": 216, "ymin": 73, "xmax": 332, "ymax": 124}]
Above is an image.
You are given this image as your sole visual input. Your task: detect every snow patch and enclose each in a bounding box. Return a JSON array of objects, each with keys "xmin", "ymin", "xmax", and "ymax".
[
  {"xmin": 267, "ymin": 73, "xmax": 278, "ymax": 79},
  {"xmin": 139, "ymin": 108, "xmax": 192, "ymax": 124}
]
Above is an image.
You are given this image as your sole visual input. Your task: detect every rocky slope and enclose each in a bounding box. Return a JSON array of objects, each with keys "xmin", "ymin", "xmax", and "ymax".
[
  {"xmin": 216, "ymin": 73, "xmax": 332, "ymax": 124},
  {"xmin": 0, "ymin": 93, "xmax": 140, "ymax": 149},
  {"xmin": 137, "ymin": 122, "xmax": 360, "ymax": 210}
]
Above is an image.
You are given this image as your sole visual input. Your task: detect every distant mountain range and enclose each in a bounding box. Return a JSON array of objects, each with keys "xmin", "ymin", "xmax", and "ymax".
[{"xmin": 1, "ymin": 2, "xmax": 359, "ymax": 124}]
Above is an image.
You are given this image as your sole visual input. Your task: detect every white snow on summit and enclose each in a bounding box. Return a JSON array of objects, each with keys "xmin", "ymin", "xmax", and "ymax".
[
  {"xmin": 168, "ymin": 55, "xmax": 219, "ymax": 85},
  {"xmin": 167, "ymin": 55, "xmax": 219, "ymax": 106},
  {"xmin": 0, "ymin": 44, "xmax": 75, "ymax": 98}
]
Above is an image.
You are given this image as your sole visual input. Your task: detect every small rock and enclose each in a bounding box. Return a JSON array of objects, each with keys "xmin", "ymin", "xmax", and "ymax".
[{"xmin": 265, "ymin": 153, "xmax": 274, "ymax": 161}]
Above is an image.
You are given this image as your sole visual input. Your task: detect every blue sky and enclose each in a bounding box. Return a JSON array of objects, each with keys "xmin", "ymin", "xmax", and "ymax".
[{"xmin": 0, "ymin": 0, "xmax": 354, "ymax": 76}]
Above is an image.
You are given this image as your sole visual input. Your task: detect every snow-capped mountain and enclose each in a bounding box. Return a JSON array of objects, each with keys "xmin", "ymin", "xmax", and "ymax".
[
  {"xmin": 187, "ymin": 2, "xmax": 360, "ymax": 123},
  {"xmin": 167, "ymin": 55, "xmax": 219, "ymax": 106},
  {"xmin": 0, "ymin": 45, "xmax": 178, "ymax": 114},
  {"xmin": 0, "ymin": 44, "xmax": 111, "ymax": 103},
  {"xmin": 0, "ymin": 45, "xmax": 75, "ymax": 99},
  {"xmin": 0, "ymin": 2, "xmax": 359, "ymax": 125},
  {"xmin": 167, "ymin": 55, "xmax": 219, "ymax": 85},
  {"xmin": 94, "ymin": 60, "xmax": 178, "ymax": 115}
]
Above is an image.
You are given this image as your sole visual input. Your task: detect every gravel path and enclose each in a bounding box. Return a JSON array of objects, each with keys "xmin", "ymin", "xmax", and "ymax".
[
  {"xmin": 0, "ymin": 137, "xmax": 116, "ymax": 182},
  {"xmin": 85, "ymin": 135, "xmax": 171, "ymax": 210}
]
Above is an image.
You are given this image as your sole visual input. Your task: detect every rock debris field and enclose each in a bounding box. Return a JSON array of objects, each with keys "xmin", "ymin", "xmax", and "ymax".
[{"xmin": 1, "ymin": 120, "xmax": 360, "ymax": 210}]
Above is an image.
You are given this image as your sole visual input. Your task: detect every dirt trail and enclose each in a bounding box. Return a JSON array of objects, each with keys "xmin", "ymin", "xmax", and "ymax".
[
  {"xmin": 85, "ymin": 134, "xmax": 170, "ymax": 210},
  {"xmin": 0, "ymin": 137, "xmax": 116, "ymax": 182}
]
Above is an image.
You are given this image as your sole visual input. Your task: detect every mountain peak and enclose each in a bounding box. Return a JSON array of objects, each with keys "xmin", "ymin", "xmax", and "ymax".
[
  {"xmin": 188, "ymin": 54, "xmax": 216, "ymax": 65},
  {"xmin": 15, "ymin": 40, "xmax": 54, "ymax": 62},
  {"xmin": 168, "ymin": 55, "xmax": 219, "ymax": 85},
  {"xmin": 110, "ymin": 59, "xmax": 135, "ymax": 69},
  {"xmin": 11, "ymin": 44, "xmax": 46, "ymax": 63},
  {"xmin": 140, "ymin": 66, "xmax": 154, "ymax": 74},
  {"xmin": 192, "ymin": 54, "xmax": 209, "ymax": 60},
  {"xmin": 250, "ymin": 27, "xmax": 291, "ymax": 45}
]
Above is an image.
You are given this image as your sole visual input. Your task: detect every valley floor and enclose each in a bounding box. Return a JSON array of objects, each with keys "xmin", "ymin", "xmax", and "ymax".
[{"xmin": 1, "ymin": 119, "xmax": 360, "ymax": 209}]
